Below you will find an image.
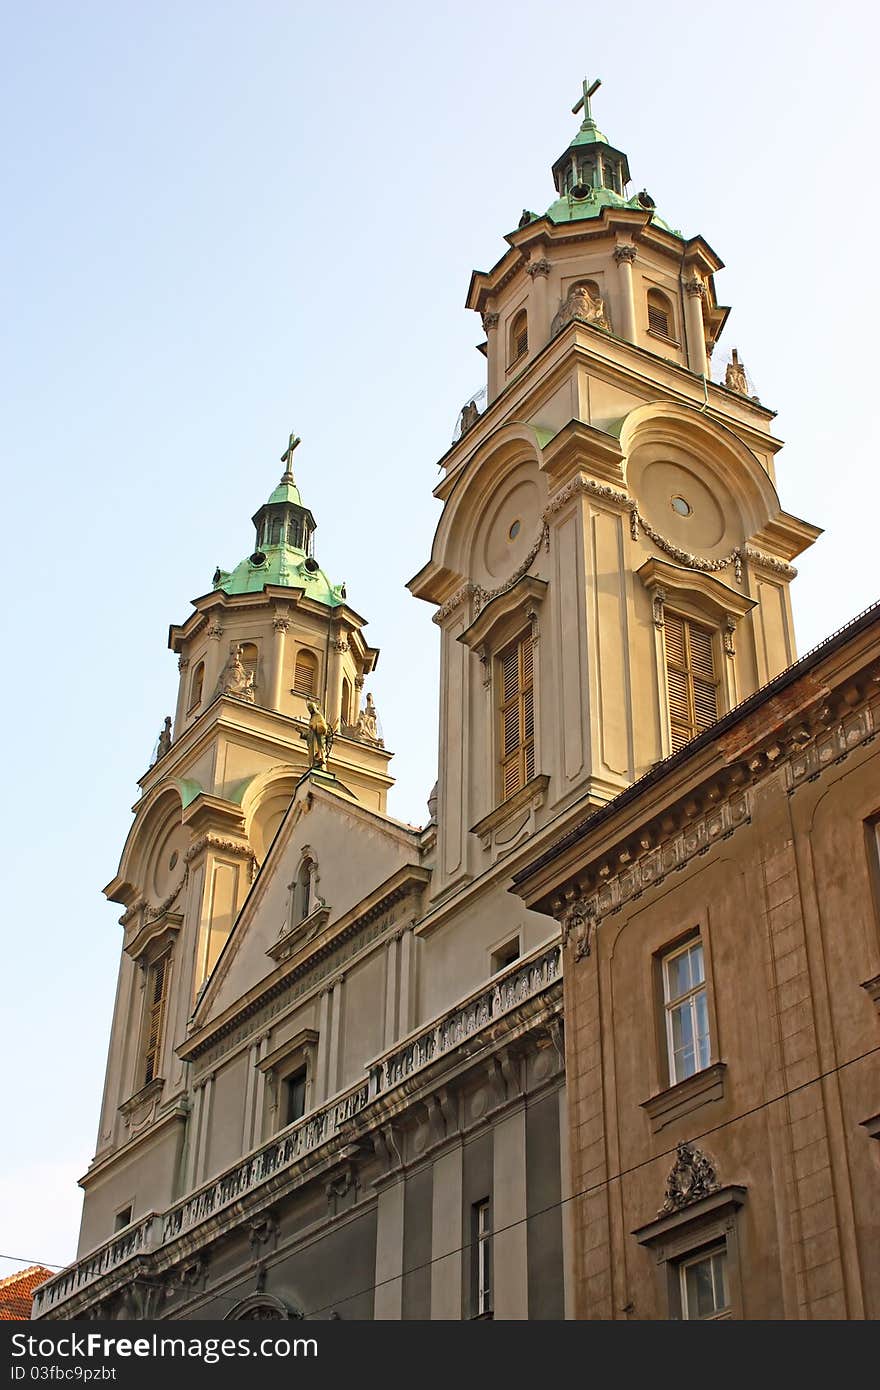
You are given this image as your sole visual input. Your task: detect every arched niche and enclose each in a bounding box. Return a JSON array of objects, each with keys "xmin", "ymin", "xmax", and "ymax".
[
  {"xmin": 224, "ymin": 1293, "xmax": 300, "ymax": 1320},
  {"xmin": 241, "ymin": 768, "xmax": 300, "ymax": 865},
  {"xmin": 621, "ymin": 402, "xmax": 781, "ymax": 555},
  {"xmin": 429, "ymin": 424, "xmax": 548, "ymax": 585},
  {"xmin": 110, "ymin": 783, "xmax": 186, "ymax": 907}
]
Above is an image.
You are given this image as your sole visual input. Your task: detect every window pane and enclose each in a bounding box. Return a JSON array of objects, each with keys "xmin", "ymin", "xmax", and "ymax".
[
  {"xmin": 695, "ymin": 988, "xmax": 710, "ymax": 1069},
  {"xmin": 689, "ymin": 942, "xmax": 705, "ymax": 986},
  {"xmin": 665, "ymin": 951, "xmax": 691, "ymax": 1001},
  {"xmin": 687, "ymin": 1257, "xmax": 717, "ymax": 1318}
]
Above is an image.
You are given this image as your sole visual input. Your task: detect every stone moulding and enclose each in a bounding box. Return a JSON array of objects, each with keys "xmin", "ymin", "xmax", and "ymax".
[
  {"xmin": 31, "ymin": 941, "xmax": 561, "ymax": 1319},
  {"xmin": 551, "ymin": 791, "xmax": 751, "ymax": 932}
]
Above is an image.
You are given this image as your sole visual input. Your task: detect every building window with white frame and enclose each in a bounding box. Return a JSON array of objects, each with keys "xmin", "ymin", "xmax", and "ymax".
[
  {"xmin": 679, "ymin": 1245, "xmax": 730, "ymax": 1319},
  {"xmin": 663, "ymin": 937, "xmax": 710, "ymax": 1084},
  {"xmin": 473, "ymin": 1199, "xmax": 492, "ymax": 1316}
]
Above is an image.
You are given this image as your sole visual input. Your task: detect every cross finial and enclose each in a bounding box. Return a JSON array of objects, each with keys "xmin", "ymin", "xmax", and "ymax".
[
  {"xmin": 280, "ymin": 432, "xmax": 301, "ymax": 470},
  {"xmin": 572, "ymin": 76, "xmax": 601, "ymax": 125}
]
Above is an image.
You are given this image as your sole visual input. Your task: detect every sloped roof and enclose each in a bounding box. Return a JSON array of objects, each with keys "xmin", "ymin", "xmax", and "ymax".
[{"xmin": 0, "ymin": 1266, "xmax": 55, "ymax": 1320}]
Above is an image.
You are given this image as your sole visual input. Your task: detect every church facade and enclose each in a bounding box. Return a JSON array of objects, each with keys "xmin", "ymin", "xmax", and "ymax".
[{"xmin": 33, "ymin": 80, "xmax": 878, "ymax": 1321}]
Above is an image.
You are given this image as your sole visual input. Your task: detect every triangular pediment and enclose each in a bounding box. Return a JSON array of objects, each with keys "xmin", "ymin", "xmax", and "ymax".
[{"xmin": 187, "ymin": 778, "xmax": 424, "ymax": 1038}]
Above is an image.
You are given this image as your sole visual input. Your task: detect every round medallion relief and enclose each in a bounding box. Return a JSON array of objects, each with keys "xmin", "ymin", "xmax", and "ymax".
[
  {"xmin": 638, "ymin": 460, "xmax": 728, "ymax": 551},
  {"xmin": 480, "ymin": 477, "xmax": 541, "ymax": 580}
]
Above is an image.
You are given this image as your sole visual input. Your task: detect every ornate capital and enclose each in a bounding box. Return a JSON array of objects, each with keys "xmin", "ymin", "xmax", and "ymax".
[
  {"xmin": 206, "ymin": 621, "xmax": 224, "ymax": 640},
  {"xmin": 724, "ymin": 615, "xmax": 737, "ymax": 657},
  {"xmin": 684, "ymin": 274, "xmax": 706, "ymax": 299},
  {"xmin": 333, "ymin": 638, "xmax": 349, "ymax": 654},
  {"xmin": 481, "ymin": 311, "xmax": 499, "ymax": 332},
  {"xmin": 354, "ymin": 674, "xmax": 365, "ymax": 689},
  {"xmin": 526, "ymin": 257, "xmax": 551, "ymax": 278},
  {"xmin": 613, "ymin": 244, "xmax": 637, "ymax": 264},
  {"xmin": 273, "ymin": 616, "xmax": 291, "ymax": 633},
  {"xmin": 177, "ymin": 656, "xmax": 190, "ymax": 672}
]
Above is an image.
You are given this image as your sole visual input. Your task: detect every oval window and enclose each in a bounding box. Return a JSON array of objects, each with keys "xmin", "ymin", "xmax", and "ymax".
[
  {"xmin": 670, "ymin": 496, "xmax": 692, "ymax": 517},
  {"xmin": 508, "ymin": 520, "xmax": 521, "ymax": 540}
]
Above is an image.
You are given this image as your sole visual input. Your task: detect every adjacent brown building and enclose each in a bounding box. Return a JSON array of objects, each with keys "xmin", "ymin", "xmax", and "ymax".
[{"xmin": 513, "ymin": 602, "xmax": 880, "ymax": 1318}]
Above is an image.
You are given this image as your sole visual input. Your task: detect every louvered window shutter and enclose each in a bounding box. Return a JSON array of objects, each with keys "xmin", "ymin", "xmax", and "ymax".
[
  {"xmin": 664, "ymin": 613, "xmax": 719, "ymax": 751},
  {"xmin": 294, "ymin": 650, "xmax": 317, "ymax": 697},
  {"xmin": 143, "ymin": 954, "xmax": 170, "ymax": 1086},
  {"xmin": 499, "ymin": 632, "xmax": 535, "ymax": 799}
]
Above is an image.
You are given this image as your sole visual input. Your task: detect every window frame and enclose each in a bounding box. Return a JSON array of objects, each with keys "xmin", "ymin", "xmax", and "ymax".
[
  {"xmin": 678, "ymin": 1243, "xmax": 731, "ymax": 1320},
  {"xmin": 141, "ymin": 948, "xmax": 172, "ymax": 1088},
  {"xmin": 292, "ymin": 647, "xmax": 320, "ymax": 698},
  {"xmin": 633, "ymin": 1185, "xmax": 746, "ymax": 1320},
  {"xmin": 259, "ymin": 1030, "xmax": 319, "ymax": 1140},
  {"xmin": 646, "ymin": 287, "xmax": 677, "ymax": 343},
  {"xmin": 508, "ymin": 308, "xmax": 529, "ymax": 368},
  {"xmin": 497, "ymin": 628, "xmax": 535, "ymax": 802},
  {"xmin": 662, "ymin": 937, "xmax": 711, "ymax": 1086},
  {"xmin": 188, "ymin": 659, "xmax": 205, "ymax": 712},
  {"xmin": 472, "ymin": 1198, "xmax": 493, "ymax": 1317}
]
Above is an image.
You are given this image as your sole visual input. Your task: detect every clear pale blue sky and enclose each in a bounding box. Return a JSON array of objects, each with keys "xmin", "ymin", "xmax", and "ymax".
[{"xmin": 1, "ymin": 1, "xmax": 877, "ymax": 1279}]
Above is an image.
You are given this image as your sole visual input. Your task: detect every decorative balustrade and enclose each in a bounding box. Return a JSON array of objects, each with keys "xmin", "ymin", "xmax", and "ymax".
[
  {"xmin": 32, "ymin": 1214, "xmax": 156, "ymax": 1316},
  {"xmin": 32, "ymin": 940, "xmax": 561, "ymax": 1316},
  {"xmin": 369, "ymin": 942, "xmax": 561, "ymax": 1095}
]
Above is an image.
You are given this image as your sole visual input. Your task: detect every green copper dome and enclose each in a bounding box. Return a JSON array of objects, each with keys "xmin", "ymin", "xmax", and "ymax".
[
  {"xmin": 211, "ymin": 434, "xmax": 346, "ymax": 608},
  {"xmin": 527, "ymin": 75, "xmax": 682, "ymax": 240}
]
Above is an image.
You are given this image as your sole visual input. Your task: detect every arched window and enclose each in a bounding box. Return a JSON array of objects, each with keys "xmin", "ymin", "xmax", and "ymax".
[
  {"xmin": 268, "ymin": 517, "xmax": 283, "ymax": 546},
  {"xmin": 602, "ymin": 159, "xmax": 621, "ymax": 193},
  {"xmin": 509, "ymin": 309, "xmax": 528, "ymax": 365},
  {"xmin": 293, "ymin": 648, "xmax": 318, "ymax": 697},
  {"xmin": 188, "ymin": 661, "xmax": 205, "ymax": 711},
  {"xmin": 295, "ymin": 857, "xmax": 312, "ymax": 923},
  {"xmin": 647, "ymin": 288, "xmax": 675, "ymax": 340},
  {"xmin": 239, "ymin": 642, "xmax": 258, "ymax": 693},
  {"xmin": 287, "ymin": 516, "xmax": 302, "ymax": 549},
  {"xmin": 341, "ymin": 676, "xmax": 352, "ymax": 728}
]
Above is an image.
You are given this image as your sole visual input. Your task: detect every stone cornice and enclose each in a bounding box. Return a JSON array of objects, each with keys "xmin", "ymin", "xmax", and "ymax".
[{"xmin": 512, "ymin": 608, "xmax": 880, "ymax": 916}]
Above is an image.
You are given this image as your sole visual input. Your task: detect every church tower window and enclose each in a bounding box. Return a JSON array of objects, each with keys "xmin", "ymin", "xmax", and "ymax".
[
  {"xmin": 509, "ymin": 310, "xmax": 528, "ymax": 365},
  {"xmin": 664, "ymin": 613, "xmax": 719, "ymax": 751},
  {"xmin": 188, "ymin": 661, "xmax": 205, "ymax": 711},
  {"xmin": 647, "ymin": 288, "xmax": 675, "ymax": 340},
  {"xmin": 142, "ymin": 952, "xmax": 170, "ymax": 1087},
  {"xmin": 293, "ymin": 648, "xmax": 318, "ymax": 697},
  {"xmin": 499, "ymin": 631, "xmax": 535, "ymax": 799}
]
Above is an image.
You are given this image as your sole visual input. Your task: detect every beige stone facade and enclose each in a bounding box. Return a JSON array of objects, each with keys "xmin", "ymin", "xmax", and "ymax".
[{"xmin": 32, "ymin": 82, "xmax": 876, "ymax": 1322}]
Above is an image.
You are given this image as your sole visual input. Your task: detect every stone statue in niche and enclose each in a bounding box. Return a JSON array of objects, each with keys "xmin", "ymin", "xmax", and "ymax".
[
  {"xmin": 219, "ymin": 645, "xmax": 256, "ymax": 703},
  {"xmin": 356, "ymin": 691, "xmax": 383, "ymax": 745},
  {"xmin": 301, "ymin": 699, "xmax": 334, "ymax": 770},
  {"xmin": 550, "ymin": 281, "xmax": 610, "ymax": 337},
  {"xmin": 724, "ymin": 348, "xmax": 749, "ymax": 395},
  {"xmin": 155, "ymin": 716, "xmax": 172, "ymax": 762}
]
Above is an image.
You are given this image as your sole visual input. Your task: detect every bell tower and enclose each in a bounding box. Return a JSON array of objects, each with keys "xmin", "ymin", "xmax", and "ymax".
[
  {"xmin": 410, "ymin": 78, "xmax": 821, "ymax": 900},
  {"xmin": 93, "ymin": 434, "xmax": 392, "ymax": 1170}
]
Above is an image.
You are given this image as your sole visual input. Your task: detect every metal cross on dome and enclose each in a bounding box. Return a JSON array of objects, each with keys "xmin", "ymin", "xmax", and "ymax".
[
  {"xmin": 280, "ymin": 432, "xmax": 301, "ymax": 467},
  {"xmin": 572, "ymin": 76, "xmax": 601, "ymax": 123}
]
